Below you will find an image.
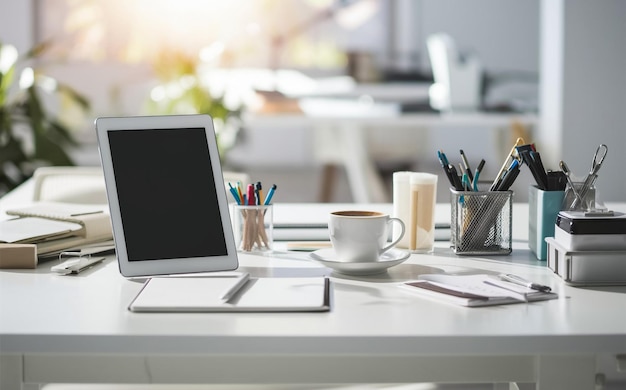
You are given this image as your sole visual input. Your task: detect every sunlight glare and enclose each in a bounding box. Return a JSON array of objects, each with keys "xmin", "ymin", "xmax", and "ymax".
[{"xmin": 19, "ymin": 67, "xmax": 35, "ymax": 89}]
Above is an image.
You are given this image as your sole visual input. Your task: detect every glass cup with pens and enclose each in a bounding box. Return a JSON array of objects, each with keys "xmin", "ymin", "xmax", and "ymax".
[{"xmin": 229, "ymin": 182, "xmax": 276, "ymax": 253}]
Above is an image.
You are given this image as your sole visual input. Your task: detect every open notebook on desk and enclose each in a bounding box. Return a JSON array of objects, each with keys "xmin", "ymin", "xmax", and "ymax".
[
  {"xmin": 129, "ymin": 275, "xmax": 331, "ymax": 313},
  {"xmin": 400, "ymin": 274, "xmax": 558, "ymax": 307}
]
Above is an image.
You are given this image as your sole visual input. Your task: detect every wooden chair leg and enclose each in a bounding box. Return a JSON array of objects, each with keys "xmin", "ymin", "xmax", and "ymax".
[{"xmin": 318, "ymin": 164, "xmax": 338, "ymax": 203}]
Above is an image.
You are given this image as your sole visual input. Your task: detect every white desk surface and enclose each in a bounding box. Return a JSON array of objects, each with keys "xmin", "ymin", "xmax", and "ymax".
[{"xmin": 1, "ymin": 194, "xmax": 626, "ymax": 388}]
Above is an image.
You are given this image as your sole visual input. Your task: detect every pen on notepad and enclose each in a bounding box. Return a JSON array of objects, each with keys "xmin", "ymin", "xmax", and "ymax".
[
  {"xmin": 499, "ymin": 274, "xmax": 551, "ymax": 293},
  {"xmin": 220, "ymin": 273, "xmax": 250, "ymax": 301}
]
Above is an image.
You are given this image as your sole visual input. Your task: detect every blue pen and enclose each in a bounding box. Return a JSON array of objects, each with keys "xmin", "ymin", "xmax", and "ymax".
[
  {"xmin": 472, "ymin": 171, "xmax": 480, "ymax": 191},
  {"xmin": 461, "ymin": 173, "xmax": 472, "ymax": 191},
  {"xmin": 263, "ymin": 184, "xmax": 277, "ymax": 205},
  {"xmin": 438, "ymin": 150, "xmax": 450, "ymax": 166},
  {"xmin": 472, "ymin": 159, "xmax": 485, "ymax": 191},
  {"xmin": 228, "ymin": 183, "xmax": 241, "ymax": 204}
]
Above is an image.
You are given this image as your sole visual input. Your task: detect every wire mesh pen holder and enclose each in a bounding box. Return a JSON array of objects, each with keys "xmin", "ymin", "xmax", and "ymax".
[
  {"xmin": 450, "ymin": 189, "xmax": 513, "ymax": 255},
  {"xmin": 231, "ymin": 204, "xmax": 273, "ymax": 252}
]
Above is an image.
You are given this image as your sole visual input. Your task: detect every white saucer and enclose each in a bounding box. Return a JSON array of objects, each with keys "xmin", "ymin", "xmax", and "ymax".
[{"xmin": 309, "ymin": 248, "xmax": 410, "ymax": 276}]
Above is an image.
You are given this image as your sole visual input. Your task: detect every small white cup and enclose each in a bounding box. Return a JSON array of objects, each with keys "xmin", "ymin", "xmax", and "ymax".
[{"xmin": 329, "ymin": 211, "xmax": 405, "ymax": 262}]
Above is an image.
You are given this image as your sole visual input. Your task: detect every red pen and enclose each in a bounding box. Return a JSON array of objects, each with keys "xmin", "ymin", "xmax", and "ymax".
[{"xmin": 246, "ymin": 184, "xmax": 255, "ymax": 205}]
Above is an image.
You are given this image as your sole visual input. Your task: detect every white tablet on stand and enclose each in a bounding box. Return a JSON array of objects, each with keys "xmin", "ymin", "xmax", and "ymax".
[{"xmin": 95, "ymin": 114, "xmax": 238, "ymax": 277}]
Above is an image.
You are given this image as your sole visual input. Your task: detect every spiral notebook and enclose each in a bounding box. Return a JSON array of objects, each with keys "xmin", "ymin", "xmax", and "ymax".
[{"xmin": 3, "ymin": 202, "xmax": 113, "ymax": 255}]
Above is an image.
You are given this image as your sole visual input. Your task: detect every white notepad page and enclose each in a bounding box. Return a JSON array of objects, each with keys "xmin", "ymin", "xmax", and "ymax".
[{"xmin": 129, "ymin": 276, "xmax": 331, "ymax": 312}]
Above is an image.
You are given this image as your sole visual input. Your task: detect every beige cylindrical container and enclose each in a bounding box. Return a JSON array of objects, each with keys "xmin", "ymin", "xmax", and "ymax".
[
  {"xmin": 393, "ymin": 172, "xmax": 438, "ymax": 252},
  {"xmin": 408, "ymin": 173, "xmax": 438, "ymax": 253}
]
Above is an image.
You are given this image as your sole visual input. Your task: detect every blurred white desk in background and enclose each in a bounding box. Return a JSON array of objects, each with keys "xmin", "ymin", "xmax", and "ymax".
[
  {"xmin": 206, "ymin": 69, "xmax": 538, "ymax": 203},
  {"xmin": 244, "ymin": 108, "xmax": 537, "ymax": 203}
]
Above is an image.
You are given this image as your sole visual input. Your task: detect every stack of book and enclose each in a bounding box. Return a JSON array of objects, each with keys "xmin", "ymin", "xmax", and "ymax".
[{"xmin": 0, "ymin": 202, "xmax": 114, "ymax": 261}]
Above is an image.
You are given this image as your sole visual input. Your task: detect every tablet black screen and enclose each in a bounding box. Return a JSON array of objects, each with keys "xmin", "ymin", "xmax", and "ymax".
[{"xmin": 107, "ymin": 127, "xmax": 228, "ymax": 261}]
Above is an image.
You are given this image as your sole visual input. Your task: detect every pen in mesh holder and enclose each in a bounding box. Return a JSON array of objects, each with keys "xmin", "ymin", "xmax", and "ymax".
[{"xmin": 450, "ymin": 189, "xmax": 513, "ymax": 255}]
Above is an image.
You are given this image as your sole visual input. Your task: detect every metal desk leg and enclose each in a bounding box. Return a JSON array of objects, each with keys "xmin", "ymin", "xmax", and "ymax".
[
  {"xmin": 0, "ymin": 354, "xmax": 40, "ymax": 390},
  {"xmin": 536, "ymin": 355, "xmax": 596, "ymax": 390}
]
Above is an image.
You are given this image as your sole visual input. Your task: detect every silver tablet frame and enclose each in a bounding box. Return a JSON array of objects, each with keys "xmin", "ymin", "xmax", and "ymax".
[{"xmin": 95, "ymin": 114, "xmax": 238, "ymax": 277}]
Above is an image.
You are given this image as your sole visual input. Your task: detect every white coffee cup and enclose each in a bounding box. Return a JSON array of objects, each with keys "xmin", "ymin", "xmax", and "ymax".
[{"xmin": 329, "ymin": 211, "xmax": 406, "ymax": 262}]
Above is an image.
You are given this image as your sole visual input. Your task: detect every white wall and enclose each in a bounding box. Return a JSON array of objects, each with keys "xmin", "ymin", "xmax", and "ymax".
[
  {"xmin": 0, "ymin": 0, "xmax": 33, "ymax": 52},
  {"xmin": 540, "ymin": 0, "xmax": 626, "ymax": 202},
  {"xmin": 419, "ymin": 0, "xmax": 540, "ymax": 74}
]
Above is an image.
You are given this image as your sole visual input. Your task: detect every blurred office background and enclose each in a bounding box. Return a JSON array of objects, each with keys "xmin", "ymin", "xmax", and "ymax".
[{"xmin": 1, "ymin": 0, "xmax": 625, "ymax": 204}]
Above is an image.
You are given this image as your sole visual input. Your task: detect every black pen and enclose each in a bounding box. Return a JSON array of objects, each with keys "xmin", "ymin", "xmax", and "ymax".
[
  {"xmin": 499, "ymin": 273, "xmax": 552, "ymax": 293},
  {"xmin": 489, "ymin": 160, "xmax": 510, "ymax": 191},
  {"xmin": 520, "ymin": 149, "xmax": 547, "ymax": 190},
  {"xmin": 437, "ymin": 150, "xmax": 459, "ymax": 189},
  {"xmin": 546, "ymin": 170, "xmax": 567, "ymax": 191},
  {"xmin": 530, "ymin": 151, "xmax": 549, "ymax": 189},
  {"xmin": 475, "ymin": 159, "xmax": 485, "ymax": 175},
  {"xmin": 448, "ymin": 164, "xmax": 464, "ymax": 191},
  {"xmin": 497, "ymin": 160, "xmax": 520, "ymax": 191},
  {"xmin": 459, "ymin": 149, "xmax": 473, "ymax": 182}
]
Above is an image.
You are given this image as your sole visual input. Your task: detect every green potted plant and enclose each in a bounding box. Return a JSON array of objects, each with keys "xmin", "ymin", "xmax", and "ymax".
[
  {"xmin": 0, "ymin": 42, "xmax": 89, "ymax": 195},
  {"xmin": 145, "ymin": 50, "xmax": 241, "ymax": 161}
]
